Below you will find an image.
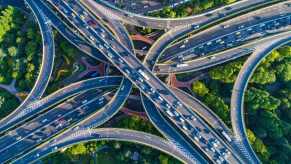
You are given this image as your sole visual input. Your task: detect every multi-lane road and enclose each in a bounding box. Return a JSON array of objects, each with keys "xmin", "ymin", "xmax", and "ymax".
[
  {"xmin": 1, "ymin": 0, "xmax": 290, "ymax": 163},
  {"xmin": 91, "ymin": 0, "xmax": 280, "ymax": 29},
  {"xmin": 13, "ymin": 128, "xmax": 193, "ymax": 164},
  {"xmin": 0, "ymin": 0, "xmax": 55, "ymax": 135},
  {"xmin": 49, "ymin": 0, "xmax": 246, "ymax": 163},
  {"xmin": 231, "ymin": 30, "xmax": 291, "ymax": 164}
]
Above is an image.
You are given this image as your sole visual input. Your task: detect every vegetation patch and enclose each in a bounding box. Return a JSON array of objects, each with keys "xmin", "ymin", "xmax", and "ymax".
[{"xmin": 191, "ymin": 46, "xmax": 291, "ymax": 163}]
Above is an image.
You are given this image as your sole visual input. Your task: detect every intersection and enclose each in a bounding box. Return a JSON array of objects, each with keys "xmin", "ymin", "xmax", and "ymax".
[{"xmin": 0, "ymin": 0, "xmax": 290, "ymax": 163}]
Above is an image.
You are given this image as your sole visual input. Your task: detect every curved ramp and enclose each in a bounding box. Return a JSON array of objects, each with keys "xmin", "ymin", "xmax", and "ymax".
[{"xmin": 231, "ymin": 30, "xmax": 291, "ymax": 164}]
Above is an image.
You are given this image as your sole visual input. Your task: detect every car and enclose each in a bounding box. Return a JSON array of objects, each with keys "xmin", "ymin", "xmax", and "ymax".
[
  {"xmin": 89, "ymin": 36, "xmax": 95, "ymax": 41},
  {"xmin": 173, "ymin": 111, "xmax": 179, "ymax": 117},
  {"xmin": 138, "ymin": 77, "xmax": 144, "ymax": 83},
  {"xmin": 166, "ymin": 110, "xmax": 174, "ymax": 117},
  {"xmin": 117, "ymin": 58, "xmax": 124, "ymax": 63},
  {"xmin": 209, "ymin": 56, "xmax": 216, "ymax": 60},
  {"xmin": 238, "ymin": 25, "xmax": 245, "ymax": 29},
  {"xmin": 124, "ymin": 69, "xmax": 130, "ymax": 74},
  {"xmin": 179, "ymin": 117, "xmax": 185, "ymax": 123},
  {"xmin": 180, "ymin": 44, "xmax": 186, "ymax": 49},
  {"xmin": 210, "ymin": 139, "xmax": 219, "ymax": 147},
  {"xmin": 71, "ymin": 12, "xmax": 76, "ymax": 18},
  {"xmin": 101, "ymin": 33, "xmax": 106, "ymax": 38},
  {"xmin": 223, "ymin": 24, "xmax": 230, "ymax": 28},
  {"xmin": 104, "ymin": 44, "xmax": 110, "ymax": 49},
  {"xmin": 108, "ymin": 52, "xmax": 113, "ymax": 58},
  {"xmin": 176, "ymin": 101, "xmax": 183, "ymax": 108},
  {"xmin": 194, "ymin": 136, "xmax": 199, "ymax": 141},
  {"xmin": 41, "ymin": 119, "xmax": 48, "ymax": 123},
  {"xmin": 149, "ymin": 87, "xmax": 155, "ymax": 94},
  {"xmin": 209, "ymin": 145, "xmax": 216, "ymax": 152},
  {"xmin": 16, "ymin": 136, "xmax": 22, "ymax": 140},
  {"xmin": 225, "ymin": 6, "xmax": 232, "ymax": 10},
  {"xmin": 140, "ymin": 84, "xmax": 146, "ymax": 90},
  {"xmin": 80, "ymin": 14, "xmax": 85, "ymax": 20},
  {"xmin": 82, "ymin": 100, "xmax": 88, "ymax": 104},
  {"xmin": 88, "ymin": 20, "xmax": 97, "ymax": 26},
  {"xmin": 141, "ymin": 46, "xmax": 147, "ymax": 50},
  {"xmin": 138, "ymin": 69, "xmax": 150, "ymax": 80},
  {"xmin": 182, "ymin": 124, "xmax": 189, "ymax": 131},
  {"xmin": 98, "ymin": 45, "xmax": 104, "ymax": 50}
]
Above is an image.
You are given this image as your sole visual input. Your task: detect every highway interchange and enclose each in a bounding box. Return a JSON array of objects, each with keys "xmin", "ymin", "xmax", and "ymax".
[{"xmin": 0, "ymin": 0, "xmax": 290, "ymax": 163}]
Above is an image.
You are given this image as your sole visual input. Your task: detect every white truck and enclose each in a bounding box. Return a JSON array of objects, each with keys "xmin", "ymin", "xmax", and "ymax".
[{"xmin": 138, "ymin": 69, "xmax": 150, "ymax": 80}]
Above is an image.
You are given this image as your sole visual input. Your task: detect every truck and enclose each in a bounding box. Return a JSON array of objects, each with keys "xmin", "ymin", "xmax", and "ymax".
[
  {"xmin": 222, "ymin": 131, "xmax": 232, "ymax": 142},
  {"xmin": 138, "ymin": 69, "xmax": 150, "ymax": 80},
  {"xmin": 176, "ymin": 63, "xmax": 188, "ymax": 68}
]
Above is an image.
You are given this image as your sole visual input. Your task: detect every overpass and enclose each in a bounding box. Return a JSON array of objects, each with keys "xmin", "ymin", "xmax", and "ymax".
[
  {"xmin": 13, "ymin": 128, "xmax": 194, "ymax": 164},
  {"xmin": 46, "ymin": 0, "xmax": 245, "ymax": 162},
  {"xmin": 0, "ymin": 76, "xmax": 123, "ymax": 134},
  {"xmin": 0, "ymin": 0, "xmax": 55, "ymax": 135},
  {"xmin": 89, "ymin": 0, "xmax": 278, "ymax": 29},
  {"xmin": 155, "ymin": 31, "xmax": 291, "ymax": 74},
  {"xmin": 2, "ymin": 0, "xmax": 288, "ymax": 163},
  {"xmin": 231, "ymin": 30, "xmax": 291, "ymax": 164},
  {"xmin": 159, "ymin": 2, "xmax": 291, "ymax": 63},
  {"xmin": 0, "ymin": 88, "xmax": 115, "ymax": 163}
]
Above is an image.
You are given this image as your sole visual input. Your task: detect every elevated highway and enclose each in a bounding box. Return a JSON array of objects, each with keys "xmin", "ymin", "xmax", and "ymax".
[
  {"xmin": 13, "ymin": 128, "xmax": 193, "ymax": 164},
  {"xmin": 2, "ymin": 0, "xmax": 288, "ymax": 163},
  {"xmin": 46, "ymin": 0, "xmax": 245, "ymax": 162},
  {"xmin": 0, "ymin": 0, "xmax": 56, "ymax": 135},
  {"xmin": 29, "ymin": 0, "xmax": 109, "ymax": 63},
  {"xmin": 88, "ymin": 0, "xmax": 278, "ymax": 29},
  {"xmin": 0, "ymin": 89, "xmax": 114, "ymax": 163},
  {"xmin": 231, "ymin": 30, "xmax": 291, "ymax": 164},
  {"xmin": 141, "ymin": 22, "xmax": 249, "ymax": 162},
  {"xmin": 155, "ymin": 31, "xmax": 291, "ymax": 74},
  {"xmin": 0, "ymin": 76, "xmax": 123, "ymax": 134},
  {"xmin": 159, "ymin": 1, "xmax": 291, "ymax": 63},
  {"xmin": 106, "ymin": 0, "xmax": 191, "ymax": 14}
]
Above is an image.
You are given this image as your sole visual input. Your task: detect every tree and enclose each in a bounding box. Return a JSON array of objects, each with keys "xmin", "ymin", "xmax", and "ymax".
[
  {"xmin": 159, "ymin": 154, "xmax": 169, "ymax": 164},
  {"xmin": 67, "ymin": 144, "xmax": 87, "ymax": 155},
  {"xmin": 204, "ymin": 93, "xmax": 229, "ymax": 123},
  {"xmin": 247, "ymin": 129, "xmax": 270, "ymax": 162},
  {"xmin": 251, "ymin": 66, "xmax": 276, "ymax": 84},
  {"xmin": 192, "ymin": 81, "xmax": 209, "ymax": 96},
  {"xmin": 7, "ymin": 46, "xmax": 18, "ymax": 57},
  {"xmin": 246, "ymin": 87, "xmax": 281, "ymax": 113},
  {"xmin": 275, "ymin": 61, "xmax": 291, "ymax": 82},
  {"xmin": 0, "ymin": 96, "xmax": 5, "ymax": 109},
  {"xmin": 224, "ymin": 0, "xmax": 236, "ymax": 4},
  {"xmin": 209, "ymin": 60, "xmax": 243, "ymax": 83},
  {"xmin": 278, "ymin": 46, "xmax": 291, "ymax": 58}
]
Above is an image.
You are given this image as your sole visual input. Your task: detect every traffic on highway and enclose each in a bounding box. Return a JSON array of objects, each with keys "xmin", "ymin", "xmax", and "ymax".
[{"xmin": 0, "ymin": 0, "xmax": 289, "ymax": 163}]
